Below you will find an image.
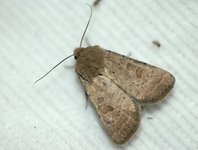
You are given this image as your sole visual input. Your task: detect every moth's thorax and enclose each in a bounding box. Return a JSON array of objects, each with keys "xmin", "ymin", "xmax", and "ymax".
[
  {"xmin": 74, "ymin": 45, "xmax": 101, "ymax": 59},
  {"xmin": 74, "ymin": 46, "xmax": 105, "ymax": 83}
]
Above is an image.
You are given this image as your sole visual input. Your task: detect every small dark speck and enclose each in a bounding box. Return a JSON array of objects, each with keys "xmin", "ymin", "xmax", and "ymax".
[
  {"xmin": 152, "ymin": 40, "xmax": 161, "ymax": 47},
  {"xmin": 93, "ymin": 0, "xmax": 101, "ymax": 7},
  {"xmin": 34, "ymin": 126, "xmax": 36, "ymax": 129}
]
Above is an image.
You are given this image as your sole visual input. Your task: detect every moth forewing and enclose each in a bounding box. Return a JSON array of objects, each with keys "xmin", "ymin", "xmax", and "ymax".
[
  {"xmin": 103, "ymin": 50, "xmax": 175, "ymax": 104},
  {"xmin": 78, "ymin": 75, "xmax": 141, "ymax": 144},
  {"xmin": 75, "ymin": 46, "xmax": 175, "ymax": 104}
]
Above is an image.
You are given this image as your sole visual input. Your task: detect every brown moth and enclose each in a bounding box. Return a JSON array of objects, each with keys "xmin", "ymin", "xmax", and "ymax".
[
  {"xmin": 74, "ymin": 46, "xmax": 175, "ymax": 144},
  {"xmin": 35, "ymin": 5, "xmax": 175, "ymax": 145}
]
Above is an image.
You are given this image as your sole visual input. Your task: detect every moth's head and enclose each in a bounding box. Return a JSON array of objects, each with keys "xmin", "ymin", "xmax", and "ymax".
[
  {"xmin": 74, "ymin": 46, "xmax": 100, "ymax": 60},
  {"xmin": 74, "ymin": 47, "xmax": 85, "ymax": 60}
]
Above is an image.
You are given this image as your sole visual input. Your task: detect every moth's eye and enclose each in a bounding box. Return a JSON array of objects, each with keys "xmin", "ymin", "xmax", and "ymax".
[{"xmin": 74, "ymin": 55, "xmax": 77, "ymax": 60}]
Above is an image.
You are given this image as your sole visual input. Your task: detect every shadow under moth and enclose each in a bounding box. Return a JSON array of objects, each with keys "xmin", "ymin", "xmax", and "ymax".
[{"xmin": 35, "ymin": 5, "xmax": 175, "ymax": 144}]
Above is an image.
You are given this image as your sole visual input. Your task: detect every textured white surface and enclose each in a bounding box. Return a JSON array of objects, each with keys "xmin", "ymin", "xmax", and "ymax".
[{"xmin": 0, "ymin": 0, "xmax": 198, "ymax": 149}]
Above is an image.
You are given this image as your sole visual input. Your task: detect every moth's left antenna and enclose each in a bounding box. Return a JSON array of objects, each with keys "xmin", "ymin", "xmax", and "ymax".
[
  {"xmin": 34, "ymin": 4, "xmax": 93, "ymax": 83},
  {"xmin": 34, "ymin": 54, "xmax": 74, "ymax": 83}
]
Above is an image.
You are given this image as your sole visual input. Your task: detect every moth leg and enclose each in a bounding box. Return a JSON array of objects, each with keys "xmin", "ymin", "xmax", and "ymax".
[
  {"xmin": 77, "ymin": 75, "xmax": 90, "ymax": 109},
  {"xmin": 84, "ymin": 36, "xmax": 91, "ymax": 47},
  {"xmin": 127, "ymin": 52, "xmax": 132, "ymax": 57},
  {"xmin": 84, "ymin": 90, "xmax": 89, "ymax": 109},
  {"xmin": 63, "ymin": 64, "xmax": 75, "ymax": 69}
]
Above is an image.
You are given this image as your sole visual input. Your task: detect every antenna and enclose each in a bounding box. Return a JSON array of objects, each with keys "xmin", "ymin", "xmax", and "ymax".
[
  {"xmin": 34, "ymin": 4, "xmax": 93, "ymax": 83},
  {"xmin": 79, "ymin": 4, "xmax": 93, "ymax": 47},
  {"xmin": 34, "ymin": 54, "xmax": 74, "ymax": 83}
]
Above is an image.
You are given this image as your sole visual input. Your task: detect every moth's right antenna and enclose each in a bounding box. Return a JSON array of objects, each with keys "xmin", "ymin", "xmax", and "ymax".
[{"xmin": 79, "ymin": 4, "xmax": 93, "ymax": 48}]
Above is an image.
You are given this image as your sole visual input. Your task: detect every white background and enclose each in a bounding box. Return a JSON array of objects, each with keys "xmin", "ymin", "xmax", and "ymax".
[{"xmin": 0, "ymin": 0, "xmax": 198, "ymax": 149}]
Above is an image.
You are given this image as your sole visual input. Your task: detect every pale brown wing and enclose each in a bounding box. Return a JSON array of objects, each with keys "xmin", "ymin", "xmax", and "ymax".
[
  {"xmin": 102, "ymin": 48, "xmax": 175, "ymax": 104},
  {"xmin": 78, "ymin": 75, "xmax": 141, "ymax": 144},
  {"xmin": 75, "ymin": 46, "xmax": 175, "ymax": 104}
]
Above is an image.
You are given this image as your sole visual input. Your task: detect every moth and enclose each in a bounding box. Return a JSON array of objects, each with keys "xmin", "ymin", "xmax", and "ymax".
[
  {"xmin": 74, "ymin": 45, "xmax": 175, "ymax": 144},
  {"xmin": 35, "ymin": 5, "xmax": 175, "ymax": 144}
]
